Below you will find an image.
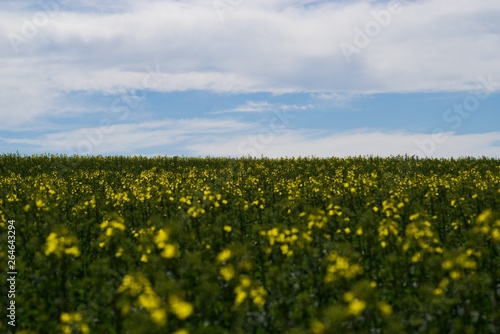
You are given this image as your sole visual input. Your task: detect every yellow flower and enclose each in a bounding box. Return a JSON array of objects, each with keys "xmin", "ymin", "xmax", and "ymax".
[
  {"xmin": 377, "ymin": 302, "xmax": 393, "ymax": 316},
  {"xmin": 44, "ymin": 232, "xmax": 59, "ymax": 256},
  {"xmin": 223, "ymin": 225, "xmax": 232, "ymax": 232},
  {"xmin": 65, "ymin": 246, "xmax": 81, "ymax": 257},
  {"xmin": 154, "ymin": 229, "xmax": 169, "ymax": 247},
  {"xmin": 240, "ymin": 277, "xmax": 252, "ymax": 288},
  {"xmin": 492, "ymin": 228, "xmax": 500, "ymax": 241},
  {"xmin": 252, "ymin": 294, "xmax": 265, "ymax": 308},
  {"xmin": 81, "ymin": 324, "xmax": 90, "ymax": 334},
  {"xmin": 235, "ymin": 289, "xmax": 247, "ymax": 306},
  {"xmin": 477, "ymin": 209, "xmax": 492, "ymax": 224},
  {"xmin": 172, "ymin": 329, "xmax": 189, "ymax": 334},
  {"xmin": 450, "ymin": 271, "xmax": 461, "ymax": 280},
  {"xmin": 115, "ymin": 247, "xmax": 124, "ymax": 257},
  {"xmin": 411, "ymin": 252, "xmax": 422, "ymax": 262},
  {"xmin": 60, "ymin": 313, "xmax": 72, "ymax": 322},
  {"xmin": 410, "ymin": 213, "xmax": 419, "ymax": 221},
  {"xmin": 60, "ymin": 312, "xmax": 88, "ymax": 334},
  {"xmin": 138, "ymin": 293, "xmax": 161, "ymax": 310},
  {"xmin": 44, "ymin": 231, "xmax": 80, "ymax": 258},
  {"xmin": 348, "ymin": 299, "xmax": 366, "ymax": 316},
  {"xmin": 311, "ymin": 320, "xmax": 325, "ymax": 334},
  {"xmin": 118, "ymin": 274, "xmax": 143, "ymax": 295},
  {"xmin": 160, "ymin": 244, "xmax": 178, "ymax": 259},
  {"xmin": 343, "ymin": 291, "xmax": 355, "ymax": 302},
  {"xmin": 217, "ymin": 249, "xmax": 232, "ymax": 263},
  {"xmin": 249, "ymin": 286, "xmax": 267, "ymax": 308},
  {"xmin": 220, "ymin": 265, "xmax": 235, "ymax": 281},
  {"xmin": 169, "ymin": 295, "xmax": 193, "ymax": 320}
]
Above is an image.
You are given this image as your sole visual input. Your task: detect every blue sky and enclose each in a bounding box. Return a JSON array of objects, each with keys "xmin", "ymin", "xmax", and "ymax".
[{"xmin": 1, "ymin": 0, "xmax": 499, "ymax": 157}]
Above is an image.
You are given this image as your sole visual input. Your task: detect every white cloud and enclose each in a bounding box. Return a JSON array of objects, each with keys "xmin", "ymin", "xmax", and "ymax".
[
  {"xmin": 6, "ymin": 116, "xmax": 500, "ymax": 158},
  {"xmin": 212, "ymin": 100, "xmax": 314, "ymax": 114},
  {"xmin": 2, "ymin": 0, "xmax": 500, "ymax": 95},
  {"xmin": 188, "ymin": 129, "xmax": 500, "ymax": 158},
  {"xmin": 1, "ymin": 0, "xmax": 500, "ymax": 154},
  {"xmin": 6, "ymin": 118, "xmax": 255, "ymax": 155}
]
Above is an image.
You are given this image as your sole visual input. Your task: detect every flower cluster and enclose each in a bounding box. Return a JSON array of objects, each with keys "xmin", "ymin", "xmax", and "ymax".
[
  {"xmin": 474, "ymin": 209, "xmax": 500, "ymax": 242},
  {"xmin": 44, "ymin": 230, "xmax": 81, "ymax": 258},
  {"xmin": 234, "ymin": 276, "xmax": 267, "ymax": 309},
  {"xmin": 118, "ymin": 273, "xmax": 193, "ymax": 325},
  {"xmin": 324, "ymin": 252, "xmax": 363, "ymax": 283},
  {"xmin": 60, "ymin": 312, "xmax": 89, "ymax": 334}
]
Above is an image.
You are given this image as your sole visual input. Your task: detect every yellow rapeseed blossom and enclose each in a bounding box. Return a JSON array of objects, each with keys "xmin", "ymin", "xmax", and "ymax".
[
  {"xmin": 343, "ymin": 291, "xmax": 355, "ymax": 302},
  {"xmin": 235, "ymin": 288, "xmax": 247, "ymax": 306},
  {"xmin": 377, "ymin": 302, "xmax": 393, "ymax": 316},
  {"xmin": 65, "ymin": 246, "xmax": 81, "ymax": 257},
  {"xmin": 348, "ymin": 299, "xmax": 366, "ymax": 316},
  {"xmin": 138, "ymin": 291, "xmax": 162, "ymax": 310},
  {"xmin": 311, "ymin": 320, "xmax": 325, "ymax": 334},
  {"xmin": 169, "ymin": 295, "xmax": 193, "ymax": 320},
  {"xmin": 220, "ymin": 265, "xmax": 235, "ymax": 281},
  {"xmin": 150, "ymin": 308, "xmax": 167, "ymax": 325},
  {"xmin": 172, "ymin": 329, "xmax": 190, "ymax": 334},
  {"xmin": 154, "ymin": 229, "xmax": 170, "ymax": 247},
  {"xmin": 118, "ymin": 273, "xmax": 170, "ymax": 325},
  {"xmin": 44, "ymin": 231, "xmax": 81, "ymax": 258},
  {"xmin": 100, "ymin": 216, "xmax": 126, "ymax": 238},
  {"xmin": 217, "ymin": 249, "xmax": 232, "ymax": 263},
  {"xmin": 60, "ymin": 312, "xmax": 89, "ymax": 334},
  {"xmin": 474, "ymin": 209, "xmax": 500, "ymax": 242},
  {"xmin": 160, "ymin": 244, "xmax": 178, "ymax": 259},
  {"xmin": 233, "ymin": 276, "xmax": 266, "ymax": 309},
  {"xmin": 325, "ymin": 252, "xmax": 363, "ymax": 283},
  {"xmin": 250, "ymin": 286, "xmax": 267, "ymax": 308},
  {"xmin": 433, "ymin": 278, "xmax": 449, "ymax": 296},
  {"xmin": 115, "ymin": 247, "xmax": 124, "ymax": 257},
  {"xmin": 118, "ymin": 274, "xmax": 144, "ymax": 296}
]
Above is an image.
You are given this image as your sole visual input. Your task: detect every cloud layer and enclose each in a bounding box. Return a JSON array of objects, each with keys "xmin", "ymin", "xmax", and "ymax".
[
  {"xmin": 5, "ymin": 117, "xmax": 500, "ymax": 158},
  {"xmin": 1, "ymin": 0, "xmax": 499, "ymax": 157}
]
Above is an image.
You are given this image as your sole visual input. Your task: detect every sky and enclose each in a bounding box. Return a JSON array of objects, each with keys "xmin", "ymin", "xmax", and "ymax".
[{"xmin": 0, "ymin": 0, "xmax": 499, "ymax": 158}]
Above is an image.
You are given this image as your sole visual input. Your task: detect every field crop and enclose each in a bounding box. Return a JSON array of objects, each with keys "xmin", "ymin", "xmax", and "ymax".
[{"xmin": 0, "ymin": 154, "xmax": 499, "ymax": 333}]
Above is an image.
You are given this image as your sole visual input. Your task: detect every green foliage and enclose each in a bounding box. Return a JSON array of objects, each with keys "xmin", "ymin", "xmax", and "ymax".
[{"xmin": 0, "ymin": 154, "xmax": 499, "ymax": 333}]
